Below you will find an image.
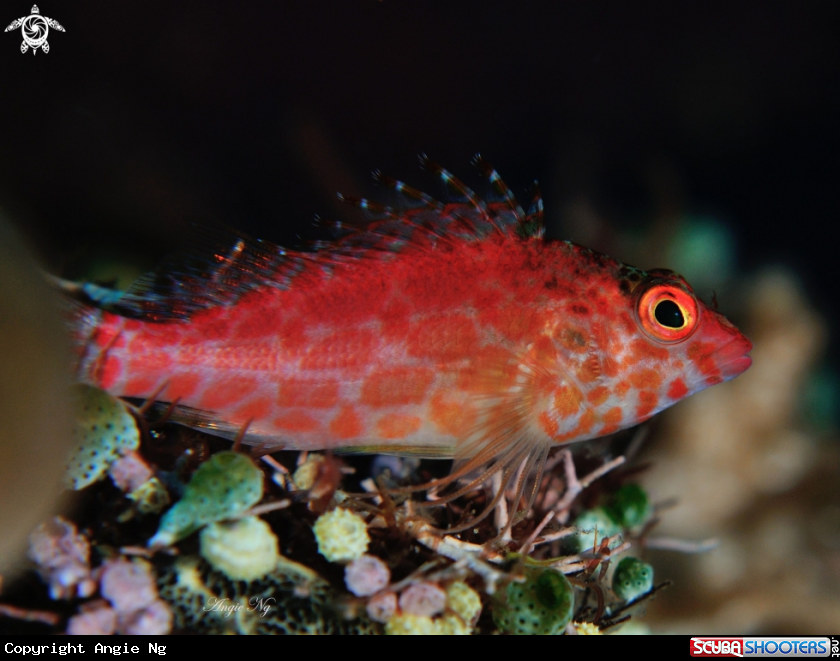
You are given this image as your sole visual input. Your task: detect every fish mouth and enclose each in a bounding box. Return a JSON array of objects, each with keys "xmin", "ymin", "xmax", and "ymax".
[{"xmin": 714, "ymin": 334, "xmax": 753, "ymax": 381}]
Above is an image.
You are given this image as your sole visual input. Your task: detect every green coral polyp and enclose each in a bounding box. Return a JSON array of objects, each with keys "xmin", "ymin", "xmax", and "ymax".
[
  {"xmin": 492, "ymin": 567, "xmax": 574, "ymax": 635},
  {"xmin": 572, "ymin": 507, "xmax": 621, "ymax": 552},
  {"xmin": 65, "ymin": 385, "xmax": 140, "ymax": 490},
  {"xmin": 612, "ymin": 557, "xmax": 654, "ymax": 602},
  {"xmin": 605, "ymin": 484, "xmax": 652, "ymax": 530},
  {"xmin": 150, "ymin": 451, "xmax": 264, "ymax": 547}
]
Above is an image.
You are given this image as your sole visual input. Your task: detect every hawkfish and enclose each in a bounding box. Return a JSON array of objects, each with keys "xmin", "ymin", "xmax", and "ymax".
[{"xmin": 68, "ymin": 157, "xmax": 752, "ymax": 526}]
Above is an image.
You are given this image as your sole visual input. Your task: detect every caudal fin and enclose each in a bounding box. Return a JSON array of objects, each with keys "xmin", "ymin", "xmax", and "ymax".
[{"xmin": 48, "ymin": 274, "xmax": 105, "ymax": 381}]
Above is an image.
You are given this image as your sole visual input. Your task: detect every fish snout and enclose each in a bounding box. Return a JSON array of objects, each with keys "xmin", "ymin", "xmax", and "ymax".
[{"xmin": 716, "ymin": 332, "xmax": 753, "ymax": 381}]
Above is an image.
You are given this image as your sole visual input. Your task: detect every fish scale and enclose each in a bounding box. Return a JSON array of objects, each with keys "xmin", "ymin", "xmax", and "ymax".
[{"xmin": 71, "ymin": 159, "xmax": 751, "ymax": 492}]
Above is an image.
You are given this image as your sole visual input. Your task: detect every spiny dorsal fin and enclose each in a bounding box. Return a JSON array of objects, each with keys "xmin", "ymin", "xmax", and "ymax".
[
  {"xmin": 112, "ymin": 225, "xmax": 306, "ymax": 321},
  {"xmin": 522, "ymin": 182, "xmax": 545, "ymax": 239},
  {"xmin": 371, "ymin": 169, "xmax": 444, "ymax": 212},
  {"xmin": 420, "ymin": 154, "xmax": 492, "ymax": 224},
  {"xmin": 472, "ymin": 154, "xmax": 525, "ymax": 224},
  {"xmin": 339, "ymin": 157, "xmax": 539, "ymax": 242},
  {"xmin": 101, "ymin": 160, "xmax": 544, "ymax": 322}
]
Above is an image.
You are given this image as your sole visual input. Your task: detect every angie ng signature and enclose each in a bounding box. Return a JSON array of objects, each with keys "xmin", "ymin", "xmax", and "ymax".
[{"xmin": 204, "ymin": 597, "xmax": 275, "ymax": 618}]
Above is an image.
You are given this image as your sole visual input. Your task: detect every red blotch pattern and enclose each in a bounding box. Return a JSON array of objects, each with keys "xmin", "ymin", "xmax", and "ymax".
[
  {"xmin": 361, "ymin": 368, "xmax": 435, "ymax": 408},
  {"xmin": 231, "ymin": 397, "xmax": 272, "ymax": 425},
  {"xmin": 554, "ymin": 384, "xmax": 584, "ymax": 418},
  {"xmin": 666, "ymin": 378, "xmax": 689, "ymax": 400},
  {"xmin": 166, "ymin": 373, "xmax": 202, "ymax": 401},
  {"xmin": 636, "ymin": 391, "xmax": 659, "ymax": 420},
  {"xmin": 274, "ymin": 411, "xmax": 320, "ymax": 432},
  {"xmin": 587, "ymin": 386, "xmax": 610, "ymax": 407},
  {"xmin": 376, "ymin": 414, "xmax": 422, "ymax": 439},
  {"xmin": 123, "ymin": 374, "xmax": 160, "ymax": 398},
  {"xmin": 278, "ymin": 379, "xmax": 340, "ymax": 408},
  {"xmin": 629, "ymin": 368, "xmax": 663, "ymax": 392},
  {"xmin": 429, "ymin": 391, "xmax": 476, "ymax": 437},
  {"xmin": 199, "ymin": 377, "xmax": 259, "ymax": 411},
  {"xmin": 97, "ymin": 356, "xmax": 122, "ymax": 390},
  {"xmin": 329, "ymin": 406, "xmax": 364, "ymax": 439}
]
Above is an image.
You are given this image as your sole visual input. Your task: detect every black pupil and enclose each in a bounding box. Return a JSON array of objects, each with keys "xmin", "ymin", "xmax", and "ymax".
[{"xmin": 654, "ymin": 299, "xmax": 684, "ymax": 328}]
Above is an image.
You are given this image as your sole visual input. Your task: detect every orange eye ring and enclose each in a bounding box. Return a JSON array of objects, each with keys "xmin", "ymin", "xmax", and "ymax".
[{"xmin": 636, "ymin": 282, "xmax": 699, "ymax": 343}]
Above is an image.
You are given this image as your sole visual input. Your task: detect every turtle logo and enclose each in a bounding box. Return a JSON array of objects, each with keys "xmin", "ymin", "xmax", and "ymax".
[{"xmin": 5, "ymin": 5, "xmax": 64, "ymax": 55}]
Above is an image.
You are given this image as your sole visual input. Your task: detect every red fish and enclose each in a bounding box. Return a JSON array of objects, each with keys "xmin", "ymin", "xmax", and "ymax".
[{"xmin": 70, "ymin": 157, "xmax": 751, "ymax": 514}]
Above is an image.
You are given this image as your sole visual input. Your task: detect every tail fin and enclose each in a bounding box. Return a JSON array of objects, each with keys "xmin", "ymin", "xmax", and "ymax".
[{"xmin": 48, "ymin": 275, "xmax": 105, "ymax": 381}]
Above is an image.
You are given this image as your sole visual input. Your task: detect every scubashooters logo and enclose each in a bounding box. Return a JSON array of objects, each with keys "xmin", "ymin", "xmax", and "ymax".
[
  {"xmin": 5, "ymin": 5, "xmax": 64, "ymax": 54},
  {"xmin": 690, "ymin": 637, "xmax": 833, "ymax": 658}
]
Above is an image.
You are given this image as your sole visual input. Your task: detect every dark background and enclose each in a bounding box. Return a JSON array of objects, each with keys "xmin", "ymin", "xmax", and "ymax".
[
  {"xmin": 2, "ymin": 2, "xmax": 839, "ymax": 635},
  {"xmin": 2, "ymin": 0, "xmax": 838, "ymax": 351}
]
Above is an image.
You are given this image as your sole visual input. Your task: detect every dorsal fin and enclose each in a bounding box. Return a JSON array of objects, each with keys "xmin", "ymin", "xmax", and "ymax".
[
  {"xmin": 472, "ymin": 154, "xmax": 525, "ymax": 224},
  {"xmin": 338, "ymin": 157, "xmax": 535, "ymax": 242},
  {"xmin": 101, "ymin": 160, "xmax": 542, "ymax": 322},
  {"xmin": 335, "ymin": 193, "xmax": 397, "ymax": 221},
  {"xmin": 419, "ymin": 154, "xmax": 492, "ymax": 224},
  {"xmin": 522, "ymin": 182, "xmax": 545, "ymax": 239},
  {"xmin": 111, "ymin": 225, "xmax": 307, "ymax": 321},
  {"xmin": 371, "ymin": 169, "xmax": 444, "ymax": 212}
]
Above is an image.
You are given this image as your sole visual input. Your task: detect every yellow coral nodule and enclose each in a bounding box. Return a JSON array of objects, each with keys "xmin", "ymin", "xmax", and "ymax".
[
  {"xmin": 313, "ymin": 508, "xmax": 369, "ymax": 563},
  {"xmin": 433, "ymin": 614, "xmax": 471, "ymax": 635},
  {"xmin": 385, "ymin": 613, "xmax": 436, "ymax": 635},
  {"xmin": 199, "ymin": 517, "xmax": 280, "ymax": 582},
  {"xmin": 292, "ymin": 454, "xmax": 324, "ymax": 491},
  {"xmin": 445, "ymin": 581, "xmax": 482, "ymax": 626},
  {"xmin": 572, "ymin": 621, "xmax": 602, "ymax": 635},
  {"xmin": 128, "ymin": 478, "xmax": 170, "ymax": 514}
]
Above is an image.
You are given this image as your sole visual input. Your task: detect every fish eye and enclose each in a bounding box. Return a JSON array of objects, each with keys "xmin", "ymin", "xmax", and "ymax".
[
  {"xmin": 654, "ymin": 299, "xmax": 684, "ymax": 328},
  {"xmin": 636, "ymin": 283, "xmax": 699, "ymax": 343}
]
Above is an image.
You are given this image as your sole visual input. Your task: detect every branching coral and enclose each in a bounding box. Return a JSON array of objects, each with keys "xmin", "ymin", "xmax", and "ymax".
[{"xmin": 8, "ymin": 385, "xmax": 697, "ymax": 636}]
